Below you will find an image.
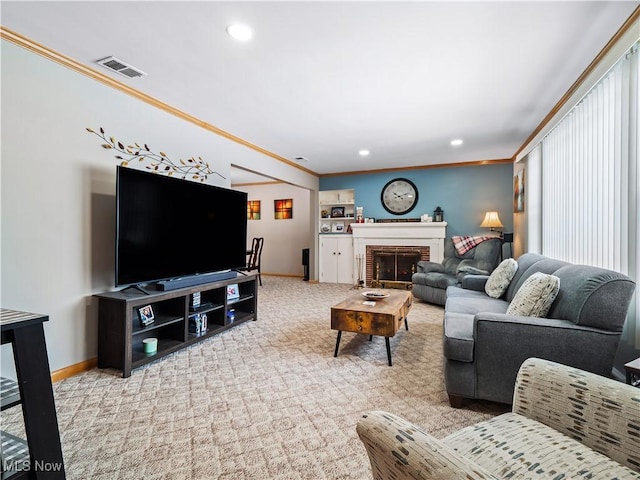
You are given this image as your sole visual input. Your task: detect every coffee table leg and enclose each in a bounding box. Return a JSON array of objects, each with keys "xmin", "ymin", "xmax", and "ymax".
[
  {"xmin": 404, "ymin": 317, "xmax": 409, "ymax": 330},
  {"xmin": 385, "ymin": 337, "xmax": 392, "ymax": 366},
  {"xmin": 369, "ymin": 335, "xmax": 373, "ymax": 341},
  {"xmin": 334, "ymin": 331, "xmax": 342, "ymax": 357}
]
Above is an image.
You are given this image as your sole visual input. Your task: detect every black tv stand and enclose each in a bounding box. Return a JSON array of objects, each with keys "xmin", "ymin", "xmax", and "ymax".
[
  {"xmin": 96, "ymin": 273, "xmax": 258, "ymax": 377},
  {"xmin": 120, "ymin": 284, "xmax": 150, "ymax": 295}
]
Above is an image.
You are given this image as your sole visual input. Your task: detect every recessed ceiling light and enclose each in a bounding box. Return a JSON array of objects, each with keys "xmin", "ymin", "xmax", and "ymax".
[
  {"xmin": 450, "ymin": 139, "xmax": 463, "ymax": 146},
  {"xmin": 359, "ymin": 149, "xmax": 370, "ymax": 156},
  {"xmin": 226, "ymin": 24, "xmax": 253, "ymax": 41}
]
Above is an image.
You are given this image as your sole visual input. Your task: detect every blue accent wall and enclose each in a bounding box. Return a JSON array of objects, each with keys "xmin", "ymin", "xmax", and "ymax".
[{"xmin": 319, "ymin": 163, "xmax": 513, "ymax": 237}]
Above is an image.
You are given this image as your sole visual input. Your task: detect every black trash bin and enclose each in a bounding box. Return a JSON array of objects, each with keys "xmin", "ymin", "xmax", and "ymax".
[{"xmin": 302, "ymin": 248, "xmax": 310, "ymax": 281}]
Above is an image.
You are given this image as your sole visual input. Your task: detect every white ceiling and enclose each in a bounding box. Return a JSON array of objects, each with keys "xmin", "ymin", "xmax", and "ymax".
[{"xmin": 2, "ymin": 1, "xmax": 638, "ymax": 185}]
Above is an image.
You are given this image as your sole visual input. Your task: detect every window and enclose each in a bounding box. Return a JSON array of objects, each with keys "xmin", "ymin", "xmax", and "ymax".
[{"xmin": 526, "ymin": 42, "xmax": 639, "ymax": 348}]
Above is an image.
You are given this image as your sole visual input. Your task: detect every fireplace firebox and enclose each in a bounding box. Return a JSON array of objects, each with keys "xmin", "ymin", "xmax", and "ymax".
[{"xmin": 366, "ymin": 246, "xmax": 429, "ymax": 289}]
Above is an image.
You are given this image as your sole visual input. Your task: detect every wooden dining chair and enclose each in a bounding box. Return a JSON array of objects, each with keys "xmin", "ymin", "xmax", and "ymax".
[{"xmin": 243, "ymin": 237, "xmax": 264, "ymax": 285}]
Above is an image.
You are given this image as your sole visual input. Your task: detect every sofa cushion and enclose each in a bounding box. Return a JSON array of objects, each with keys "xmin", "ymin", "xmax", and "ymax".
[
  {"xmin": 484, "ymin": 258, "xmax": 518, "ymax": 298},
  {"xmin": 446, "ymin": 285, "xmax": 489, "ymax": 299},
  {"xmin": 504, "ymin": 255, "xmax": 567, "ymax": 302},
  {"xmin": 503, "ymin": 253, "xmax": 545, "ymax": 301},
  {"xmin": 445, "ymin": 294, "xmax": 509, "ymax": 315},
  {"xmin": 421, "ymin": 272, "xmax": 458, "ymax": 289},
  {"xmin": 457, "ymin": 265, "xmax": 489, "ymax": 276},
  {"xmin": 506, "ymin": 272, "xmax": 560, "ymax": 317},
  {"xmin": 443, "ymin": 412, "xmax": 640, "ymax": 479}
]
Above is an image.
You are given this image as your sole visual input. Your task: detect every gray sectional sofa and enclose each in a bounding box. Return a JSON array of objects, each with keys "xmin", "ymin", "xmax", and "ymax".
[{"xmin": 443, "ymin": 252, "xmax": 636, "ymax": 407}]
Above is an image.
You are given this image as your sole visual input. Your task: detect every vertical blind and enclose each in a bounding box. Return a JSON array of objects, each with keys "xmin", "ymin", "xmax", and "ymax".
[{"xmin": 537, "ymin": 42, "xmax": 639, "ymax": 346}]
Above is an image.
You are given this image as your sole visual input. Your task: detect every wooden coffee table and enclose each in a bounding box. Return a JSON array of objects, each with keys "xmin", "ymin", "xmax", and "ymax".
[{"xmin": 331, "ymin": 290, "xmax": 412, "ymax": 366}]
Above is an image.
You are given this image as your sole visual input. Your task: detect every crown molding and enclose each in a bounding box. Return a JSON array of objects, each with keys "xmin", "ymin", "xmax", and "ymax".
[
  {"xmin": 1, "ymin": 26, "xmax": 520, "ymax": 180},
  {"xmin": 514, "ymin": 5, "xmax": 640, "ymax": 161},
  {"xmin": 0, "ymin": 26, "xmax": 317, "ymax": 178},
  {"xmin": 320, "ymin": 158, "xmax": 513, "ymax": 178}
]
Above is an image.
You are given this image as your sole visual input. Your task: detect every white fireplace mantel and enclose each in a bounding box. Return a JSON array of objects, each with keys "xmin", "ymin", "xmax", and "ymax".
[{"xmin": 350, "ymin": 222, "xmax": 447, "ymax": 282}]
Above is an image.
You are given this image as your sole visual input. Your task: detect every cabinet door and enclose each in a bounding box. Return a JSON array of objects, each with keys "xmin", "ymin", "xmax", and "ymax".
[
  {"xmin": 336, "ymin": 236, "xmax": 353, "ymax": 284},
  {"xmin": 319, "ymin": 236, "xmax": 353, "ymax": 284},
  {"xmin": 319, "ymin": 236, "xmax": 340, "ymax": 283}
]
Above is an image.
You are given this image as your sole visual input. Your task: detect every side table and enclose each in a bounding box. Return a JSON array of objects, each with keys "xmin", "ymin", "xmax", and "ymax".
[
  {"xmin": 1, "ymin": 308, "xmax": 66, "ymax": 479},
  {"xmin": 623, "ymin": 357, "xmax": 640, "ymax": 387}
]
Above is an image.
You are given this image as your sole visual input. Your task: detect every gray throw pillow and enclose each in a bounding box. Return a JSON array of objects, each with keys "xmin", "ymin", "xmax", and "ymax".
[
  {"xmin": 484, "ymin": 258, "xmax": 518, "ymax": 298},
  {"xmin": 506, "ymin": 272, "xmax": 560, "ymax": 317}
]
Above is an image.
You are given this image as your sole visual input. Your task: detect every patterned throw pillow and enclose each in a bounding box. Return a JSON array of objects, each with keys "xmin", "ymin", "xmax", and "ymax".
[
  {"xmin": 506, "ymin": 272, "xmax": 560, "ymax": 317},
  {"xmin": 484, "ymin": 258, "xmax": 518, "ymax": 299}
]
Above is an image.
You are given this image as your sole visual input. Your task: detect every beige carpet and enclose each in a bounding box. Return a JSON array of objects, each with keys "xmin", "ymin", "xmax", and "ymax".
[{"xmin": 2, "ymin": 277, "xmax": 507, "ymax": 479}]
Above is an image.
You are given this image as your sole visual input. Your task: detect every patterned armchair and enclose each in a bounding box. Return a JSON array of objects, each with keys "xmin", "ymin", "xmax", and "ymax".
[
  {"xmin": 357, "ymin": 358, "xmax": 640, "ymax": 479},
  {"xmin": 411, "ymin": 237, "xmax": 502, "ymax": 305}
]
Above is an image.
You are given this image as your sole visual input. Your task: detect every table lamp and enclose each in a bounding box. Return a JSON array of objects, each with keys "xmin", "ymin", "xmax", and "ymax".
[{"xmin": 480, "ymin": 211, "xmax": 503, "ymax": 237}]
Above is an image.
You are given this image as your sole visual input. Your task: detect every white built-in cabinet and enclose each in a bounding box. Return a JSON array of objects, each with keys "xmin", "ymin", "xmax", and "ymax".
[
  {"xmin": 319, "ymin": 189, "xmax": 355, "ymax": 284},
  {"xmin": 319, "ymin": 235, "xmax": 354, "ymax": 284}
]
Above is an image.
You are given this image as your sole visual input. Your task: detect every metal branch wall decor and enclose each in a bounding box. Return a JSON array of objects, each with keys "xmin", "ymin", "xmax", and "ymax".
[{"xmin": 86, "ymin": 127, "xmax": 224, "ymax": 181}]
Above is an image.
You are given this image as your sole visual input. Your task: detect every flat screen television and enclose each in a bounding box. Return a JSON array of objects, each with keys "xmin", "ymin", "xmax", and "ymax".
[{"xmin": 115, "ymin": 166, "xmax": 248, "ymax": 287}]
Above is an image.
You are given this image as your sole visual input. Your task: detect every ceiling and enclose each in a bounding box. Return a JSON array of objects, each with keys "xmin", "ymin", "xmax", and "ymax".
[{"xmin": 2, "ymin": 1, "xmax": 638, "ymax": 185}]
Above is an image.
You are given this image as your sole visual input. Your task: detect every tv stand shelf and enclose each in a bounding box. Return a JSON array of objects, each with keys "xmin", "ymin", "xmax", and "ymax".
[{"xmin": 95, "ymin": 273, "xmax": 258, "ymax": 378}]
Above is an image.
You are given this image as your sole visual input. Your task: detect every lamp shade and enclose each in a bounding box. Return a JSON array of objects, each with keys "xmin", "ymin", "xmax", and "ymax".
[{"xmin": 480, "ymin": 211, "xmax": 503, "ymax": 229}]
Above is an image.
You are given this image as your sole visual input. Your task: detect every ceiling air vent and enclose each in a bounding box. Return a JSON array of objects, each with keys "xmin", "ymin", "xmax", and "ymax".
[{"xmin": 96, "ymin": 56, "xmax": 147, "ymax": 78}]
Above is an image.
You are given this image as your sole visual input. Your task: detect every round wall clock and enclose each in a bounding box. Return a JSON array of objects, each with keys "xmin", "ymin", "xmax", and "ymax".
[{"xmin": 380, "ymin": 178, "xmax": 419, "ymax": 215}]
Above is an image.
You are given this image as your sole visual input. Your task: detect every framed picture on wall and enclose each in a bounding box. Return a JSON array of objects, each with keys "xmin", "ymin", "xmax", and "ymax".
[
  {"xmin": 514, "ymin": 169, "xmax": 525, "ymax": 213},
  {"xmin": 274, "ymin": 199, "xmax": 293, "ymax": 219},
  {"xmin": 247, "ymin": 200, "xmax": 261, "ymax": 220}
]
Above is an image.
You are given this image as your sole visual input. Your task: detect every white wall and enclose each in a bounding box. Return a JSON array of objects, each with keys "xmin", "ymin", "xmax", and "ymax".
[
  {"xmin": 0, "ymin": 39, "xmax": 317, "ymax": 375},
  {"xmin": 235, "ymin": 183, "xmax": 312, "ymax": 277}
]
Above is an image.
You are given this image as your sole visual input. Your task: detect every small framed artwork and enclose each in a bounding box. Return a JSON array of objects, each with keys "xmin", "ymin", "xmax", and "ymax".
[
  {"xmin": 227, "ymin": 284, "xmax": 240, "ymax": 301},
  {"xmin": 247, "ymin": 200, "xmax": 261, "ymax": 220},
  {"xmin": 138, "ymin": 305, "xmax": 155, "ymax": 327},
  {"xmin": 274, "ymin": 198, "xmax": 293, "ymax": 219},
  {"xmin": 332, "ymin": 222, "xmax": 345, "ymax": 233},
  {"xmin": 514, "ymin": 169, "xmax": 525, "ymax": 213},
  {"xmin": 331, "ymin": 206, "xmax": 345, "ymax": 218}
]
